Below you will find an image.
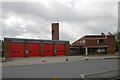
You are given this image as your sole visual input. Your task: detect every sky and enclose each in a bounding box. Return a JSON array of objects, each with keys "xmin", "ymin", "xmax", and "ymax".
[{"xmin": 0, "ymin": 0, "xmax": 119, "ymax": 43}]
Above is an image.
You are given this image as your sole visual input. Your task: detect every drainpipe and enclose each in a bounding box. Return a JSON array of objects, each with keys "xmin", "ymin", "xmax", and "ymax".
[{"xmin": 105, "ymin": 34, "xmax": 107, "ymax": 54}]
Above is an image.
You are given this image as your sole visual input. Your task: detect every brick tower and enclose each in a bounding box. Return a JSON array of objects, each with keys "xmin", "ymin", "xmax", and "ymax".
[{"xmin": 52, "ymin": 23, "xmax": 59, "ymax": 40}]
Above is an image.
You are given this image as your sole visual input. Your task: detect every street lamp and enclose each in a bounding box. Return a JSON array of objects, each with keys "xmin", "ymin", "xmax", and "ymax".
[{"xmin": 118, "ymin": 40, "xmax": 120, "ymax": 55}]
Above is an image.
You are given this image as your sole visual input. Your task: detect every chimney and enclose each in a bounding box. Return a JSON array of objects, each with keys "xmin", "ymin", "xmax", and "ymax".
[
  {"xmin": 51, "ymin": 23, "xmax": 59, "ymax": 40},
  {"xmin": 101, "ymin": 32, "xmax": 105, "ymax": 36},
  {"xmin": 108, "ymin": 32, "xmax": 113, "ymax": 35}
]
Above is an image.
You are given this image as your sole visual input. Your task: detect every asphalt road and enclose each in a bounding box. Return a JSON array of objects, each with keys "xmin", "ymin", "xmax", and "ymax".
[{"xmin": 2, "ymin": 59, "xmax": 118, "ymax": 78}]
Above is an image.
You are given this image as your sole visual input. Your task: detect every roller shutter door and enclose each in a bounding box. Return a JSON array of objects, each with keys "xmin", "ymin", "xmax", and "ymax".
[
  {"xmin": 43, "ymin": 43, "xmax": 54, "ymax": 56},
  {"xmin": 11, "ymin": 42, "xmax": 25, "ymax": 57},
  {"xmin": 28, "ymin": 43, "xmax": 40, "ymax": 57},
  {"xmin": 56, "ymin": 43, "xmax": 65, "ymax": 56}
]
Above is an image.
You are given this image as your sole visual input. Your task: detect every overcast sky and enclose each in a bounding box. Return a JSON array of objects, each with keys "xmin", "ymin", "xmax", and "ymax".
[{"xmin": 0, "ymin": 0, "xmax": 119, "ymax": 43}]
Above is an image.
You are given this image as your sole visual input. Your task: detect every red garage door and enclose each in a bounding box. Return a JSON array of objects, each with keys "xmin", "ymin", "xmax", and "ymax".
[
  {"xmin": 56, "ymin": 43, "xmax": 65, "ymax": 56},
  {"xmin": 28, "ymin": 43, "xmax": 40, "ymax": 57},
  {"xmin": 43, "ymin": 43, "xmax": 54, "ymax": 56},
  {"xmin": 11, "ymin": 42, "xmax": 25, "ymax": 57}
]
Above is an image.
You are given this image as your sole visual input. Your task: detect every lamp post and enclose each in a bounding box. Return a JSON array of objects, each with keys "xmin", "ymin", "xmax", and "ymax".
[
  {"xmin": 117, "ymin": 30, "xmax": 120, "ymax": 55},
  {"xmin": 118, "ymin": 40, "xmax": 120, "ymax": 55}
]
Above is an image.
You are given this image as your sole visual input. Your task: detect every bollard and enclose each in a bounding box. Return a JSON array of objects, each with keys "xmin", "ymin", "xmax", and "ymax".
[
  {"xmin": 66, "ymin": 58, "xmax": 68, "ymax": 61},
  {"xmin": 66, "ymin": 56, "xmax": 68, "ymax": 61},
  {"xmin": 85, "ymin": 57, "xmax": 88, "ymax": 61},
  {"xmin": 2, "ymin": 57, "xmax": 7, "ymax": 62},
  {"xmin": 42, "ymin": 58, "xmax": 45, "ymax": 62}
]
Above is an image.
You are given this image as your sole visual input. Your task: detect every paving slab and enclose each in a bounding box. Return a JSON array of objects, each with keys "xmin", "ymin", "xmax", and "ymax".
[{"xmin": 2, "ymin": 54, "xmax": 118, "ymax": 67}]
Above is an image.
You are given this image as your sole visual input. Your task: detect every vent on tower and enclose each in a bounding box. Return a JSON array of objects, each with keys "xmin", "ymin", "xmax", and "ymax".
[{"xmin": 51, "ymin": 23, "xmax": 59, "ymax": 40}]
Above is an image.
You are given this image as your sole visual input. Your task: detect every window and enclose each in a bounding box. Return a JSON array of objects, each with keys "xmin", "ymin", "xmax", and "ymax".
[
  {"xmin": 97, "ymin": 48, "xmax": 105, "ymax": 52},
  {"xmin": 80, "ymin": 40, "xmax": 85, "ymax": 44},
  {"xmin": 83, "ymin": 40, "xmax": 85, "ymax": 43},
  {"xmin": 80, "ymin": 41, "xmax": 82, "ymax": 43},
  {"xmin": 97, "ymin": 39, "xmax": 104, "ymax": 44}
]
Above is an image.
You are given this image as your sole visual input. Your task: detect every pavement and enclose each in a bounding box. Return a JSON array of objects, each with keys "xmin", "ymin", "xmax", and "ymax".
[
  {"xmin": 2, "ymin": 59, "xmax": 118, "ymax": 78},
  {"xmin": 2, "ymin": 54, "xmax": 119, "ymax": 67},
  {"xmin": 83, "ymin": 68, "xmax": 119, "ymax": 78}
]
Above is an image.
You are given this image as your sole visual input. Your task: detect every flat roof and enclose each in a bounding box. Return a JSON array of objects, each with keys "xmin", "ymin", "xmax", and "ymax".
[
  {"xmin": 4, "ymin": 37, "xmax": 69, "ymax": 43},
  {"xmin": 85, "ymin": 35, "xmax": 115, "ymax": 37}
]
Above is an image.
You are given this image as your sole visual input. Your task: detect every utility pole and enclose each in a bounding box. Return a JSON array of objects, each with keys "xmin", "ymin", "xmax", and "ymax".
[
  {"xmin": 117, "ymin": 28, "xmax": 120, "ymax": 55},
  {"xmin": 118, "ymin": 40, "xmax": 120, "ymax": 55},
  {"xmin": 118, "ymin": 25, "xmax": 120, "ymax": 55}
]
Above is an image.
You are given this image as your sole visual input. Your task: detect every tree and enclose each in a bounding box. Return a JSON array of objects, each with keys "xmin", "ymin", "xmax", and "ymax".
[
  {"xmin": 115, "ymin": 32, "xmax": 120, "ymax": 52},
  {"xmin": 0, "ymin": 40, "xmax": 1, "ymax": 49},
  {"xmin": 115, "ymin": 32, "xmax": 120, "ymax": 41},
  {"xmin": 0, "ymin": 40, "xmax": 1, "ymax": 57}
]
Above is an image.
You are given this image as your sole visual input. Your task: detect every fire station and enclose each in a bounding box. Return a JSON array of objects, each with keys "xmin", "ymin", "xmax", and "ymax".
[
  {"xmin": 3, "ymin": 23, "xmax": 70, "ymax": 58},
  {"xmin": 2, "ymin": 23, "xmax": 116, "ymax": 58}
]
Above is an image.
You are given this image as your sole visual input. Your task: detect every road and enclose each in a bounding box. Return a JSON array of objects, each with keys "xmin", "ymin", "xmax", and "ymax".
[{"xmin": 2, "ymin": 59, "xmax": 118, "ymax": 78}]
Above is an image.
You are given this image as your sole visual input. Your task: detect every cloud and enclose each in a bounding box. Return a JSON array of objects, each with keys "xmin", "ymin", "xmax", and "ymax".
[
  {"xmin": 118, "ymin": 1, "xmax": 120, "ymax": 31},
  {"xmin": 1, "ymin": 1, "xmax": 118, "ymax": 43},
  {"xmin": 0, "ymin": 2, "xmax": 2, "ymax": 39}
]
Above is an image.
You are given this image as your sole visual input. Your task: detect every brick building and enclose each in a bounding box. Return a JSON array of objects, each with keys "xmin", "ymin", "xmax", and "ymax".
[
  {"xmin": 2, "ymin": 22, "xmax": 116, "ymax": 57},
  {"xmin": 3, "ymin": 38, "xmax": 69, "ymax": 58},
  {"xmin": 3, "ymin": 23, "xmax": 70, "ymax": 58},
  {"xmin": 71, "ymin": 33, "xmax": 116, "ymax": 55}
]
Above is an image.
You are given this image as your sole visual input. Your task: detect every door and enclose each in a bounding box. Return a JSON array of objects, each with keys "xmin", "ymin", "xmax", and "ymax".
[
  {"xmin": 56, "ymin": 43, "xmax": 65, "ymax": 56},
  {"xmin": 28, "ymin": 43, "xmax": 40, "ymax": 57},
  {"xmin": 43, "ymin": 43, "xmax": 54, "ymax": 56},
  {"xmin": 11, "ymin": 42, "xmax": 25, "ymax": 57}
]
